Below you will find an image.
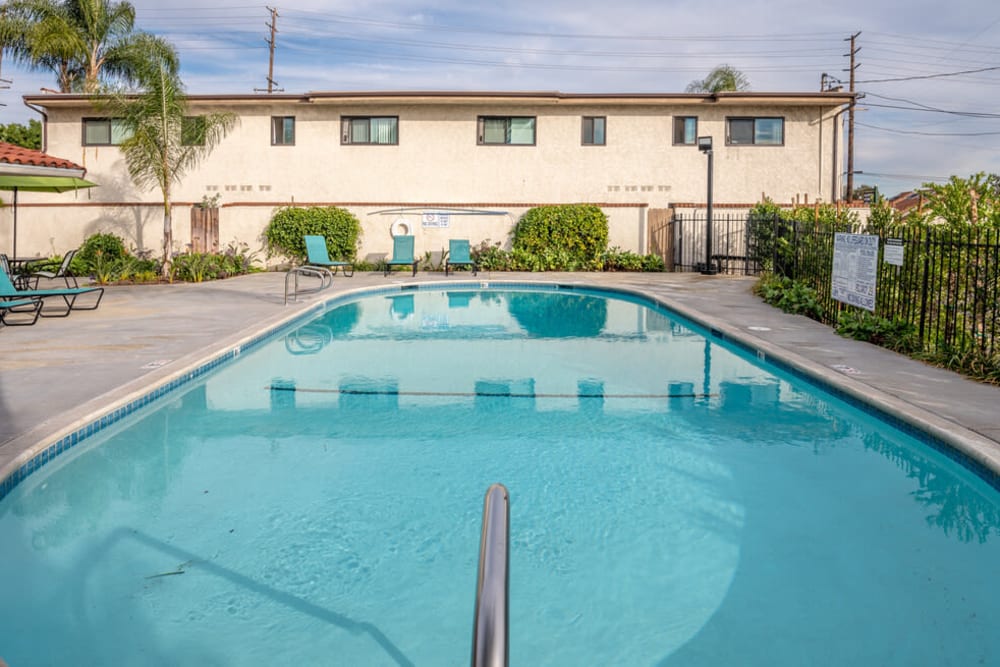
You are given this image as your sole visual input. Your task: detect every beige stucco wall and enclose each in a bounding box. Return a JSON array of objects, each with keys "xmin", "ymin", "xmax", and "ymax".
[{"xmin": 2, "ymin": 96, "xmax": 845, "ymax": 259}]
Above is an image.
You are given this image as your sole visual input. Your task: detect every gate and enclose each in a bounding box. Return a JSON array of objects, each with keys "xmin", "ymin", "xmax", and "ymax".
[
  {"xmin": 190, "ymin": 206, "xmax": 219, "ymax": 253},
  {"xmin": 655, "ymin": 210, "xmax": 762, "ymax": 275},
  {"xmin": 648, "ymin": 208, "xmax": 674, "ymax": 271}
]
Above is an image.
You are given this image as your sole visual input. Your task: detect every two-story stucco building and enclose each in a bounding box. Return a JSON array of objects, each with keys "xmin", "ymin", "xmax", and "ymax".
[{"xmin": 7, "ymin": 89, "xmax": 854, "ymax": 260}]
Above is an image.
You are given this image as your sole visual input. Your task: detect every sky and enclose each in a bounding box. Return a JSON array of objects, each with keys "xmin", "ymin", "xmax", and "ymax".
[{"xmin": 1, "ymin": 0, "xmax": 998, "ymax": 198}]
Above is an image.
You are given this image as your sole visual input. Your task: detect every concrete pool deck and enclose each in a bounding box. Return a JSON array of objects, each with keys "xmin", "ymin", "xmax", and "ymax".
[{"xmin": 2, "ymin": 270, "xmax": 999, "ymax": 485}]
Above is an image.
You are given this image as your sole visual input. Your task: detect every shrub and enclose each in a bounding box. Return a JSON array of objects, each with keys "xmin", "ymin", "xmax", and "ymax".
[
  {"xmin": 171, "ymin": 253, "xmax": 220, "ymax": 283},
  {"xmin": 471, "ymin": 240, "xmax": 512, "ymax": 271},
  {"xmin": 264, "ymin": 206, "xmax": 361, "ymax": 262},
  {"xmin": 602, "ymin": 247, "xmax": 665, "ymax": 272},
  {"xmin": 836, "ymin": 310, "xmax": 920, "ymax": 353},
  {"xmin": 77, "ymin": 232, "xmax": 128, "ymax": 273},
  {"xmin": 921, "ymin": 345, "xmax": 1000, "ymax": 385},
  {"xmin": 754, "ymin": 273, "xmax": 825, "ymax": 321},
  {"xmin": 512, "ymin": 204, "xmax": 608, "ymax": 270},
  {"xmin": 218, "ymin": 241, "xmax": 260, "ymax": 276}
]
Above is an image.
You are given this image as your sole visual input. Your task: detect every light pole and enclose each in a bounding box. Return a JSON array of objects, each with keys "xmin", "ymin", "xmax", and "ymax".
[{"xmin": 698, "ymin": 136, "xmax": 716, "ymax": 275}]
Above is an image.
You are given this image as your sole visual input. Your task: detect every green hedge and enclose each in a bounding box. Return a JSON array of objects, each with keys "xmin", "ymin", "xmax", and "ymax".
[
  {"xmin": 264, "ymin": 206, "xmax": 362, "ymax": 261},
  {"xmin": 512, "ymin": 204, "xmax": 609, "ymax": 270}
]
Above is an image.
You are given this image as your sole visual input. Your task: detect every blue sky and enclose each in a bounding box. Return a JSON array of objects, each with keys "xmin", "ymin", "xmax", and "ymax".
[{"xmin": 2, "ymin": 0, "xmax": 998, "ymax": 198}]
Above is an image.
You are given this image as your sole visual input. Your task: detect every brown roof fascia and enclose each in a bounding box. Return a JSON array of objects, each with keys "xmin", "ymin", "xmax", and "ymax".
[{"xmin": 24, "ymin": 90, "xmax": 855, "ymax": 109}]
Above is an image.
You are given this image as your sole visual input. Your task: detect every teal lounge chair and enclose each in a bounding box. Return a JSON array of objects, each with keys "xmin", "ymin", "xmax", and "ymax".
[
  {"xmin": 445, "ymin": 239, "xmax": 477, "ymax": 276},
  {"xmin": 304, "ymin": 235, "xmax": 354, "ymax": 277},
  {"xmin": 0, "ymin": 297, "xmax": 42, "ymax": 326},
  {"xmin": 384, "ymin": 235, "xmax": 417, "ymax": 277},
  {"xmin": 0, "ymin": 264, "xmax": 103, "ymax": 317}
]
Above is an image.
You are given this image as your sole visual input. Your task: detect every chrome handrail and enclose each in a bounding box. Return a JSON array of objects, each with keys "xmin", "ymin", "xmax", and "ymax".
[
  {"xmin": 472, "ymin": 483, "xmax": 509, "ymax": 667},
  {"xmin": 283, "ymin": 265, "xmax": 333, "ymax": 305}
]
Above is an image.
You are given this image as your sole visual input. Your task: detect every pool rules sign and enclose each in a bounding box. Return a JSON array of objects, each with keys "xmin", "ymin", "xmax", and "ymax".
[{"xmin": 831, "ymin": 233, "xmax": 878, "ymax": 311}]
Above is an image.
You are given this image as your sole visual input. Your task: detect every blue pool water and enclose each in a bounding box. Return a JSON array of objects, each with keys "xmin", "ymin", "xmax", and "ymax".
[{"xmin": 1, "ymin": 286, "xmax": 998, "ymax": 666}]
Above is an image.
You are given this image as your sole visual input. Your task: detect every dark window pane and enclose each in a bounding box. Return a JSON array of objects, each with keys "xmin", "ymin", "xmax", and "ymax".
[
  {"xmin": 272, "ymin": 117, "xmax": 295, "ymax": 145},
  {"xmin": 182, "ymin": 116, "xmax": 206, "ymax": 146},
  {"xmin": 84, "ymin": 120, "xmax": 110, "ymax": 145},
  {"xmin": 673, "ymin": 117, "xmax": 696, "ymax": 145},
  {"xmin": 729, "ymin": 119, "xmax": 754, "ymax": 145},
  {"xmin": 483, "ymin": 118, "xmax": 507, "ymax": 144}
]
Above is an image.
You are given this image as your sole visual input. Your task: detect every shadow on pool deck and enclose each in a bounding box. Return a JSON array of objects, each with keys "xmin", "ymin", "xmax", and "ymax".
[{"xmin": 1, "ymin": 270, "xmax": 999, "ymax": 480}]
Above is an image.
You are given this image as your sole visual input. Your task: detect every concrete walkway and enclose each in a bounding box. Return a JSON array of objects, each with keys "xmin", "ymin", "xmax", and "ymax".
[{"xmin": 2, "ymin": 270, "xmax": 999, "ymax": 482}]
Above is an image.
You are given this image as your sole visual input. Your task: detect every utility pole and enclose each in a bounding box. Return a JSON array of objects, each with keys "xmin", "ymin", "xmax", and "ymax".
[
  {"xmin": 844, "ymin": 31, "xmax": 861, "ymax": 201},
  {"xmin": 255, "ymin": 7, "xmax": 283, "ymax": 94}
]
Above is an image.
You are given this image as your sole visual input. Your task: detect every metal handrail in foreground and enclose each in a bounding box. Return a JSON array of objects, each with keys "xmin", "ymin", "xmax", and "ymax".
[
  {"xmin": 283, "ymin": 265, "xmax": 333, "ymax": 305},
  {"xmin": 472, "ymin": 483, "xmax": 510, "ymax": 667}
]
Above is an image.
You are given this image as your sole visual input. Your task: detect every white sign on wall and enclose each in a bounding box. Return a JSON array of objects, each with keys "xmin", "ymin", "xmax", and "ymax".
[
  {"xmin": 884, "ymin": 238, "xmax": 904, "ymax": 267},
  {"xmin": 422, "ymin": 212, "xmax": 451, "ymax": 228},
  {"xmin": 832, "ymin": 233, "xmax": 879, "ymax": 311}
]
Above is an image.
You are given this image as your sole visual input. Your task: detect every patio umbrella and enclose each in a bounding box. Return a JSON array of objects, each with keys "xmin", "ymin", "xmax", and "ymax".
[{"xmin": 0, "ymin": 174, "xmax": 97, "ymax": 258}]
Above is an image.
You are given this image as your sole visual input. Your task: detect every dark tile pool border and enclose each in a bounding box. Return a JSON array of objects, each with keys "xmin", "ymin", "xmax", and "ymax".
[{"xmin": 2, "ymin": 280, "xmax": 998, "ymax": 503}]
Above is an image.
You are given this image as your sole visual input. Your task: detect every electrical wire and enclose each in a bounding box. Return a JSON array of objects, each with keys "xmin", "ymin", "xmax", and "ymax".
[{"xmin": 857, "ymin": 122, "xmax": 1000, "ymax": 137}]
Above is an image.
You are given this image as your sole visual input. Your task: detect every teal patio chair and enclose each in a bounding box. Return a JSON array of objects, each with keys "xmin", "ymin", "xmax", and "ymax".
[
  {"xmin": 384, "ymin": 235, "xmax": 417, "ymax": 277},
  {"xmin": 304, "ymin": 235, "xmax": 354, "ymax": 277},
  {"xmin": 0, "ymin": 263, "xmax": 103, "ymax": 317},
  {"xmin": 444, "ymin": 239, "xmax": 477, "ymax": 276}
]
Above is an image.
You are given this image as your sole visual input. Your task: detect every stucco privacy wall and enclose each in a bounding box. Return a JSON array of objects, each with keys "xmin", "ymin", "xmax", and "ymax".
[
  {"xmin": 4, "ymin": 91, "xmax": 850, "ymax": 258},
  {"xmin": 0, "ymin": 200, "xmax": 647, "ymax": 262}
]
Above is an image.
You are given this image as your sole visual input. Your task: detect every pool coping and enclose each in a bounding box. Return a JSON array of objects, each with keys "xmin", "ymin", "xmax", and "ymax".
[{"xmin": 2, "ymin": 278, "xmax": 999, "ymax": 502}]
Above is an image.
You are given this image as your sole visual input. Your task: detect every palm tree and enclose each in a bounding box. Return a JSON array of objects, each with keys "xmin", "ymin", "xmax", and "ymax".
[
  {"xmin": 1, "ymin": 0, "xmax": 177, "ymax": 92},
  {"xmin": 103, "ymin": 58, "xmax": 237, "ymax": 274},
  {"xmin": 685, "ymin": 65, "xmax": 751, "ymax": 93}
]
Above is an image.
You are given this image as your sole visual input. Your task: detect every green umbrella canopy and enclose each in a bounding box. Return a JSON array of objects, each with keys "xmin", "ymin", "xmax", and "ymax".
[
  {"xmin": 0, "ymin": 175, "xmax": 98, "ymax": 257},
  {"xmin": 0, "ymin": 174, "xmax": 97, "ymax": 192}
]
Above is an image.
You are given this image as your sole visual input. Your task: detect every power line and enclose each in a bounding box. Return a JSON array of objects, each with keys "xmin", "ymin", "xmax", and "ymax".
[
  {"xmin": 285, "ymin": 30, "xmax": 843, "ymax": 61},
  {"xmin": 856, "ymin": 65, "xmax": 1000, "ymax": 83},
  {"xmin": 856, "ymin": 171, "xmax": 951, "ymax": 183},
  {"xmin": 280, "ymin": 9, "xmax": 842, "ymax": 42},
  {"xmin": 864, "ymin": 92, "xmax": 1000, "ymax": 117},
  {"xmin": 281, "ymin": 41, "xmax": 830, "ymax": 73},
  {"xmin": 857, "ymin": 122, "xmax": 1000, "ymax": 137},
  {"xmin": 864, "ymin": 102, "xmax": 1000, "ymax": 119}
]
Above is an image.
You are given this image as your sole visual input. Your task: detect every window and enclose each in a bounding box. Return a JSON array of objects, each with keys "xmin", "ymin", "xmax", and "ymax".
[
  {"xmin": 82, "ymin": 118, "xmax": 130, "ymax": 146},
  {"xmin": 726, "ymin": 117, "xmax": 784, "ymax": 145},
  {"xmin": 582, "ymin": 116, "xmax": 606, "ymax": 145},
  {"xmin": 477, "ymin": 116, "xmax": 536, "ymax": 145},
  {"xmin": 181, "ymin": 116, "xmax": 206, "ymax": 146},
  {"xmin": 271, "ymin": 116, "xmax": 295, "ymax": 145},
  {"xmin": 341, "ymin": 116, "xmax": 398, "ymax": 145},
  {"xmin": 673, "ymin": 116, "xmax": 697, "ymax": 145}
]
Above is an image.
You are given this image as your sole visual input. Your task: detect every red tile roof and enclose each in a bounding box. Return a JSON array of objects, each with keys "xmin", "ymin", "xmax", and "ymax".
[{"xmin": 0, "ymin": 142, "xmax": 84, "ymax": 171}]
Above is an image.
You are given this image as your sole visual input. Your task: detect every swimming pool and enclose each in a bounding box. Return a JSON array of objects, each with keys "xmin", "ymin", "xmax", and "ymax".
[{"xmin": 0, "ymin": 285, "xmax": 997, "ymax": 665}]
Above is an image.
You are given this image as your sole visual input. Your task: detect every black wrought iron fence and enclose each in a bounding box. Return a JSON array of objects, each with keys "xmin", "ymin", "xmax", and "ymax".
[
  {"xmin": 767, "ymin": 218, "xmax": 1000, "ymax": 361},
  {"xmin": 667, "ymin": 211, "xmax": 999, "ymax": 361},
  {"xmin": 668, "ymin": 212, "xmax": 764, "ymax": 275}
]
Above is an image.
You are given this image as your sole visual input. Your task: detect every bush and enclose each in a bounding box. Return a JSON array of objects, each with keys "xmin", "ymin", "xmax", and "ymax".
[
  {"xmin": 77, "ymin": 232, "xmax": 128, "ymax": 273},
  {"xmin": 836, "ymin": 310, "xmax": 920, "ymax": 353},
  {"xmin": 264, "ymin": 206, "xmax": 361, "ymax": 262},
  {"xmin": 171, "ymin": 253, "xmax": 220, "ymax": 282},
  {"xmin": 512, "ymin": 204, "xmax": 608, "ymax": 270},
  {"xmin": 471, "ymin": 240, "xmax": 512, "ymax": 271},
  {"xmin": 602, "ymin": 247, "xmax": 665, "ymax": 272},
  {"xmin": 921, "ymin": 345, "xmax": 1000, "ymax": 385},
  {"xmin": 754, "ymin": 273, "xmax": 825, "ymax": 321}
]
